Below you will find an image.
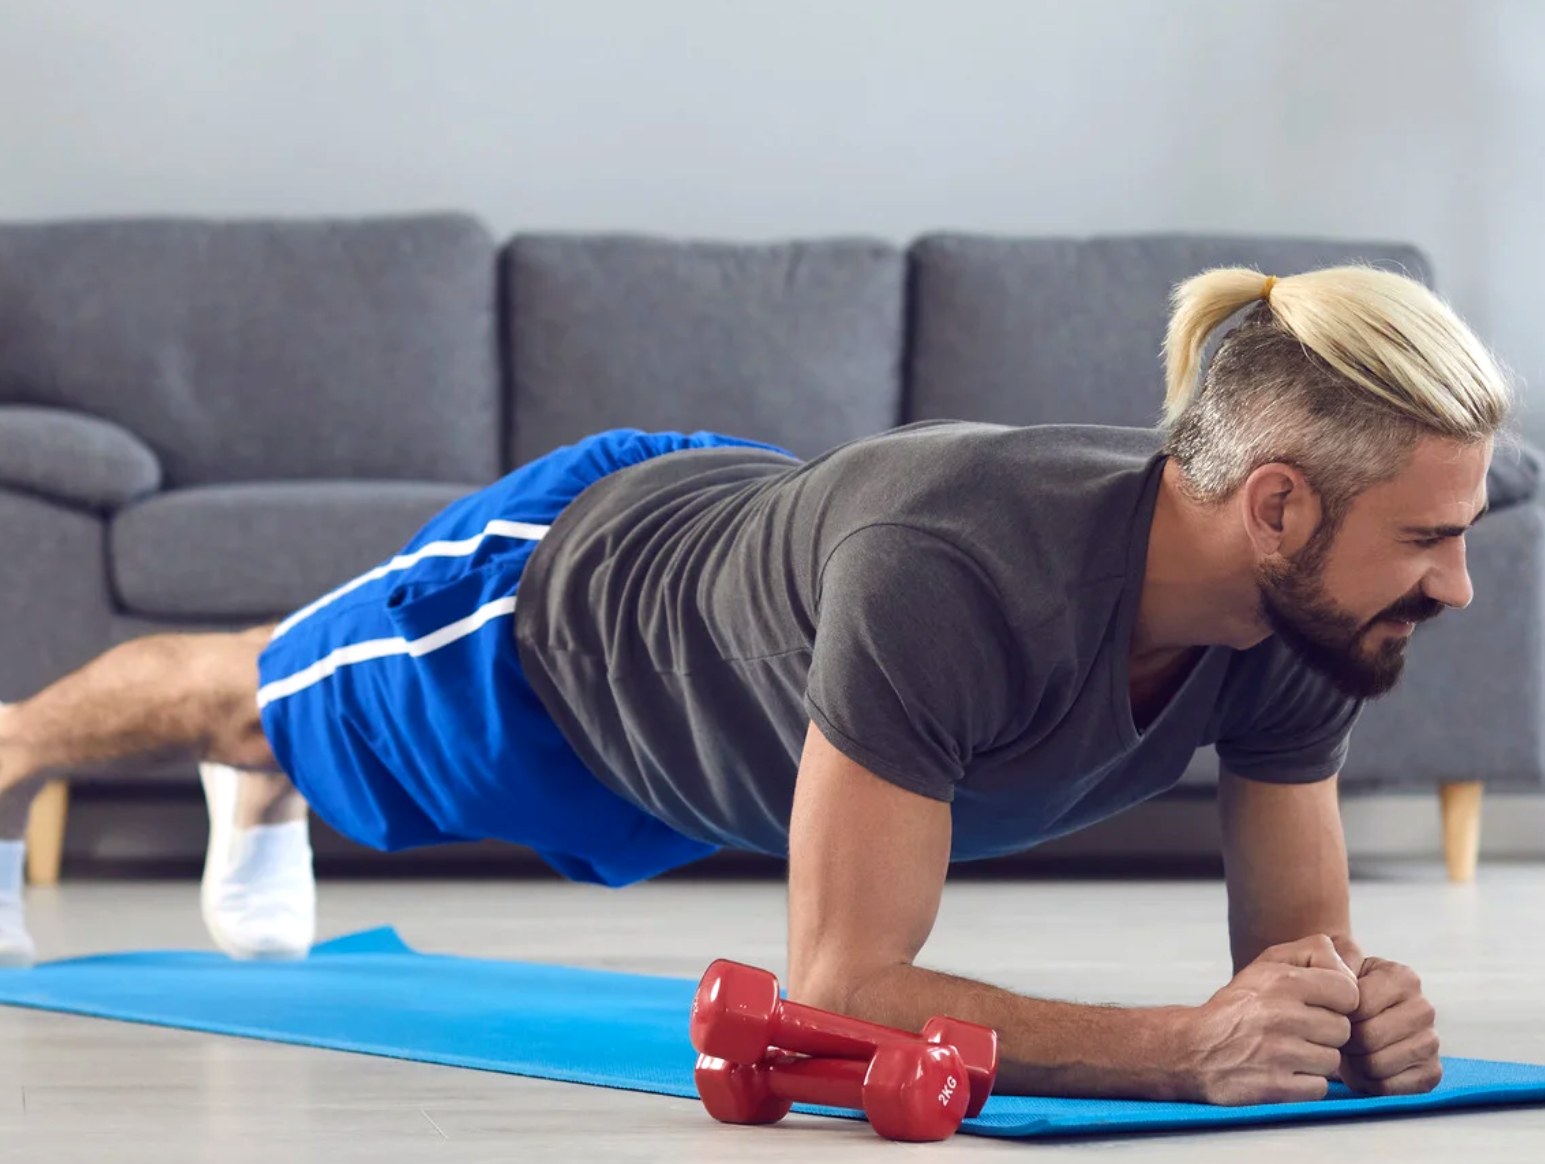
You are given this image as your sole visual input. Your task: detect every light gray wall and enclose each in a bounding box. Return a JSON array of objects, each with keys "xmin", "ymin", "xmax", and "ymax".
[{"xmin": 2, "ymin": 0, "xmax": 1539, "ymax": 435}]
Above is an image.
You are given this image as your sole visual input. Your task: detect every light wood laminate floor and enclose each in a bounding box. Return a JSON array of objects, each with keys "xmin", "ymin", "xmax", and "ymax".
[{"xmin": 2, "ymin": 865, "xmax": 1543, "ymax": 1163}]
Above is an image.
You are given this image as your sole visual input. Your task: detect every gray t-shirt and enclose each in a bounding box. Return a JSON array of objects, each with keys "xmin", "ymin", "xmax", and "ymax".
[{"xmin": 514, "ymin": 422, "xmax": 1361, "ymax": 861}]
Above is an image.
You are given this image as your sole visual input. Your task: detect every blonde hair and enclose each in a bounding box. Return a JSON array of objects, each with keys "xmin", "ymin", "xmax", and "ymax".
[{"xmin": 1161, "ymin": 264, "xmax": 1513, "ymax": 522}]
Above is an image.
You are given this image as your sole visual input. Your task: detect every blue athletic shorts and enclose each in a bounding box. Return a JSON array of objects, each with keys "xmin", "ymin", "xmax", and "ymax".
[{"xmin": 256, "ymin": 428, "xmax": 794, "ymax": 888}]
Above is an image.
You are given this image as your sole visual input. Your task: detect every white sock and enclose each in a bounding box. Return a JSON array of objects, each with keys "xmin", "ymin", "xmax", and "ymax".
[
  {"xmin": 0, "ymin": 840, "xmax": 35, "ymax": 967},
  {"xmin": 201, "ymin": 763, "xmax": 316, "ymax": 961}
]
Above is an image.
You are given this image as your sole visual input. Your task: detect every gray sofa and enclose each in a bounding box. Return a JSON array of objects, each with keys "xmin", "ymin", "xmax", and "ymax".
[{"xmin": 2, "ymin": 215, "xmax": 1539, "ymax": 882}]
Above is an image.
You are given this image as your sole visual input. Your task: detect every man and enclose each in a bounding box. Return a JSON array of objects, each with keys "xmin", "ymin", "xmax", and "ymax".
[{"xmin": 0, "ymin": 264, "xmax": 1508, "ymax": 1106}]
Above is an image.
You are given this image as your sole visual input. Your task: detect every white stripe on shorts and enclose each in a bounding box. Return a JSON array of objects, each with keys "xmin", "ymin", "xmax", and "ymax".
[
  {"xmin": 256, "ymin": 595, "xmax": 519, "ymax": 710},
  {"xmin": 270, "ymin": 518, "xmax": 549, "ymax": 640}
]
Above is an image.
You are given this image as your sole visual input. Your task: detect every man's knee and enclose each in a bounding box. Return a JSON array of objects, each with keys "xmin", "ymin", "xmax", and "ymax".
[
  {"xmin": 200, "ymin": 625, "xmax": 280, "ymax": 772},
  {"xmin": 207, "ymin": 721, "xmax": 279, "ymax": 773}
]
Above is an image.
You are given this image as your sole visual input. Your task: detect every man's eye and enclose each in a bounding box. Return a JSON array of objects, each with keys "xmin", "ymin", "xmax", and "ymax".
[{"xmin": 1413, "ymin": 536, "xmax": 1449, "ymax": 549}]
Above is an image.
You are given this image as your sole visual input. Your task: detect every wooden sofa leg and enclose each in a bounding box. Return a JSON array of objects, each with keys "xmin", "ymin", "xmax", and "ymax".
[
  {"xmin": 25, "ymin": 780, "xmax": 69, "ymax": 886},
  {"xmin": 1439, "ymin": 781, "xmax": 1483, "ymax": 883}
]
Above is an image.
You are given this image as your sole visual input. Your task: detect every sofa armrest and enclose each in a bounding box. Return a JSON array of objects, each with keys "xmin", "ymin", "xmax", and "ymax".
[
  {"xmin": 1488, "ymin": 436, "xmax": 1542, "ymax": 509},
  {"xmin": 0, "ymin": 405, "xmax": 162, "ymax": 513}
]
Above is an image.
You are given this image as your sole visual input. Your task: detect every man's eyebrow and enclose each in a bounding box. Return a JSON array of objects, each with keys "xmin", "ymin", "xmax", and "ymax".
[{"xmin": 1401, "ymin": 501, "xmax": 1490, "ymax": 538}]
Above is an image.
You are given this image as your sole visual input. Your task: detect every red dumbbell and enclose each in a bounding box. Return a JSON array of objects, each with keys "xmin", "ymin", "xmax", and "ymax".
[
  {"xmin": 690, "ymin": 959, "xmax": 998, "ymax": 1117},
  {"xmin": 695, "ymin": 1042, "xmax": 971, "ymax": 1142}
]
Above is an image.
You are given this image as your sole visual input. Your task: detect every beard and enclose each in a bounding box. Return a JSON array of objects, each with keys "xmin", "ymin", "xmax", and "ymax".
[{"xmin": 1258, "ymin": 537, "xmax": 1445, "ymax": 701}]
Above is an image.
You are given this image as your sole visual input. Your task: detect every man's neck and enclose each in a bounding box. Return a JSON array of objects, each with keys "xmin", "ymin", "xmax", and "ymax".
[{"xmin": 1132, "ymin": 460, "xmax": 1270, "ymax": 664}]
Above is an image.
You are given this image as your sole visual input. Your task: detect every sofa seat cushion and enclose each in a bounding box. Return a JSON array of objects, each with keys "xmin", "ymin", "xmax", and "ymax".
[{"xmin": 110, "ymin": 482, "xmax": 477, "ymax": 619}]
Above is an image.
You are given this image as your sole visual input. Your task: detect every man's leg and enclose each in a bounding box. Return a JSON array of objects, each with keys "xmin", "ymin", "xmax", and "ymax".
[
  {"xmin": 0, "ymin": 626, "xmax": 279, "ymax": 787},
  {"xmin": 0, "ymin": 625, "xmax": 316, "ymax": 963}
]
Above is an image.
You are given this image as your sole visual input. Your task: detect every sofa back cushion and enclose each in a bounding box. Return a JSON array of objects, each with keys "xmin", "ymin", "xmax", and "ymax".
[
  {"xmin": 504, "ymin": 235, "xmax": 905, "ymax": 465},
  {"xmin": 906, "ymin": 234, "xmax": 1433, "ymax": 429},
  {"xmin": 0, "ymin": 214, "xmax": 501, "ymax": 486}
]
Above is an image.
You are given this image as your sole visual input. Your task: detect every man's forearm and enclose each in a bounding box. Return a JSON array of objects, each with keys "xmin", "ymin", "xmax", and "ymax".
[
  {"xmin": 1232, "ymin": 925, "xmax": 1364, "ymax": 976},
  {"xmin": 838, "ymin": 962, "xmax": 1195, "ymax": 1101},
  {"xmin": 1220, "ymin": 771, "xmax": 1359, "ymax": 974}
]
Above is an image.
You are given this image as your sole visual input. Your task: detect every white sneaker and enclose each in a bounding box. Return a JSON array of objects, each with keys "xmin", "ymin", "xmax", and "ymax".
[
  {"xmin": 0, "ymin": 839, "xmax": 35, "ymax": 969},
  {"xmin": 200, "ymin": 763, "xmax": 316, "ymax": 961}
]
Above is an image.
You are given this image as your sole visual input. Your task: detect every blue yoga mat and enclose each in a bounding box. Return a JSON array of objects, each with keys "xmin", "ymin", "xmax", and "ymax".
[{"xmin": 2, "ymin": 926, "xmax": 1543, "ymax": 1138}]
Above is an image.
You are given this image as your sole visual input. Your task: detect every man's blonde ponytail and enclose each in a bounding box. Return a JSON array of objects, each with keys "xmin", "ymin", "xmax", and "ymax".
[{"xmin": 1162, "ymin": 268, "xmax": 1276, "ymax": 428}]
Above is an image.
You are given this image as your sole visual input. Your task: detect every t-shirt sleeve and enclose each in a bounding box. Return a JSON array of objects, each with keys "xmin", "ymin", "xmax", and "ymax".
[
  {"xmin": 1214, "ymin": 649, "xmax": 1364, "ymax": 784},
  {"xmin": 804, "ymin": 524, "xmax": 1023, "ymax": 802}
]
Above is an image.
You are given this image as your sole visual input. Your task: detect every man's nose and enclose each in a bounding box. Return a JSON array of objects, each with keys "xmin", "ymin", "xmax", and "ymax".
[{"xmin": 1426, "ymin": 540, "xmax": 1474, "ymax": 611}]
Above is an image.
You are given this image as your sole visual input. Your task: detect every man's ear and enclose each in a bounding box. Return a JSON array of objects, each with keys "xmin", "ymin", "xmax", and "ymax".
[{"xmin": 1241, "ymin": 463, "xmax": 1322, "ymax": 558}]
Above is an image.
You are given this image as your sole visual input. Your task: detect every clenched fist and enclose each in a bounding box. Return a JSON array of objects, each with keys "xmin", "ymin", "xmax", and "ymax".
[
  {"xmin": 1178, "ymin": 935, "xmax": 1361, "ymax": 1106},
  {"xmin": 1337, "ymin": 957, "xmax": 1442, "ymax": 1096}
]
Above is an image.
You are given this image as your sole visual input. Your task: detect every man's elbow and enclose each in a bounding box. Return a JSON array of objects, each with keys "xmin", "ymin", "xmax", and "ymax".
[
  {"xmin": 788, "ymin": 956, "xmax": 906, "ymax": 1019},
  {"xmin": 786, "ymin": 960, "xmax": 861, "ymax": 1014}
]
